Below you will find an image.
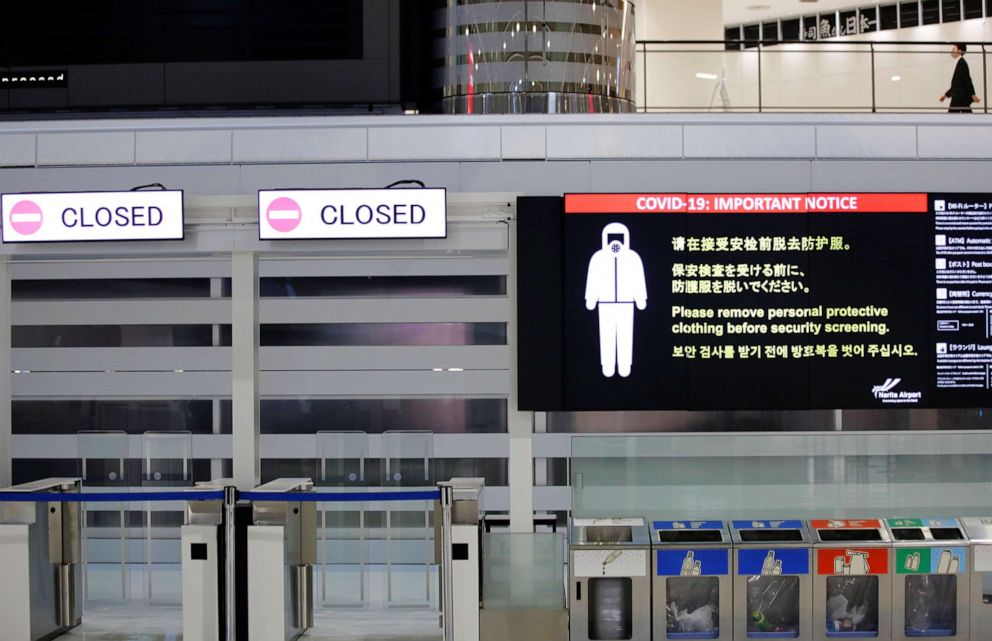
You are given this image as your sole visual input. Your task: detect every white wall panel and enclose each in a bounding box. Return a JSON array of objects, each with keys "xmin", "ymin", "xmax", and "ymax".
[
  {"xmin": 0, "ymin": 134, "xmax": 36, "ymax": 167},
  {"xmin": 12, "ymin": 347, "xmax": 230, "ymax": 372},
  {"xmin": 136, "ymin": 130, "xmax": 232, "ymax": 165},
  {"xmin": 11, "ymin": 299, "xmax": 231, "ymax": 326},
  {"xmin": 684, "ymin": 124, "xmax": 817, "ymax": 158},
  {"xmin": 9, "ymin": 258, "xmax": 231, "ymax": 280},
  {"xmin": 37, "ymin": 131, "xmax": 135, "ymax": 166},
  {"xmin": 12, "ymin": 371, "xmax": 230, "ymax": 398},
  {"xmin": 547, "ymin": 124, "xmax": 682, "ymax": 159},
  {"xmin": 368, "ymin": 126, "xmax": 502, "ymax": 161},
  {"xmin": 233, "ymin": 128, "xmax": 368, "ymax": 163},
  {"xmin": 816, "ymin": 125, "xmax": 918, "ymax": 158},
  {"xmin": 918, "ymin": 125, "xmax": 992, "ymax": 159}
]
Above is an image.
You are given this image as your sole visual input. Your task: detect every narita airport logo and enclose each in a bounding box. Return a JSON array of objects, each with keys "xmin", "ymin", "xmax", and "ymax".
[{"xmin": 871, "ymin": 378, "xmax": 922, "ymax": 404}]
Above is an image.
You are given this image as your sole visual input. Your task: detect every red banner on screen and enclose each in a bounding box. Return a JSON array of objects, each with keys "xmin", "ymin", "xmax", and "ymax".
[{"xmin": 564, "ymin": 193, "xmax": 929, "ymax": 215}]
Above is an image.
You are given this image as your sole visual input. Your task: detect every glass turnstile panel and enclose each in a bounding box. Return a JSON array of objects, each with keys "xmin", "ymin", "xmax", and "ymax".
[
  {"xmin": 77, "ymin": 430, "xmax": 138, "ymax": 606},
  {"xmin": 482, "ymin": 532, "xmax": 565, "ymax": 610},
  {"xmin": 590, "ymin": 577, "xmax": 633, "ymax": 640},
  {"xmin": 747, "ymin": 575, "xmax": 800, "ymax": 638},
  {"xmin": 825, "ymin": 576, "xmax": 879, "ymax": 637},
  {"xmin": 141, "ymin": 431, "xmax": 192, "ymax": 606},
  {"xmin": 904, "ymin": 575, "xmax": 957, "ymax": 636},
  {"xmin": 666, "ymin": 576, "xmax": 719, "ymax": 639},
  {"xmin": 381, "ymin": 430, "xmax": 435, "ymax": 608},
  {"xmin": 984, "ymin": 573, "xmax": 992, "ymax": 604},
  {"xmin": 316, "ymin": 431, "xmax": 369, "ymax": 608}
]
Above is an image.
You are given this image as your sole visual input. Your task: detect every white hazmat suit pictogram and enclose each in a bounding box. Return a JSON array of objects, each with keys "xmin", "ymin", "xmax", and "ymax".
[{"xmin": 584, "ymin": 223, "xmax": 648, "ymax": 377}]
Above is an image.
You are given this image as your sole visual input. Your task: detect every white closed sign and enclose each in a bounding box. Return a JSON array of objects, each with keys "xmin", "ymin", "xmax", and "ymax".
[
  {"xmin": 1, "ymin": 191, "xmax": 184, "ymax": 243},
  {"xmin": 258, "ymin": 188, "xmax": 446, "ymax": 240}
]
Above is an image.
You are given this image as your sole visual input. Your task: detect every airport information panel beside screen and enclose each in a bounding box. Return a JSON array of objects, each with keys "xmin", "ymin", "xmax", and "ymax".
[{"xmin": 517, "ymin": 193, "xmax": 992, "ymax": 411}]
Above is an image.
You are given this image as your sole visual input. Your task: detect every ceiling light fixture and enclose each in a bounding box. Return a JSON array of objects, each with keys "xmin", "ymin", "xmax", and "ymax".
[{"xmin": 695, "ymin": 72, "xmax": 719, "ymax": 80}]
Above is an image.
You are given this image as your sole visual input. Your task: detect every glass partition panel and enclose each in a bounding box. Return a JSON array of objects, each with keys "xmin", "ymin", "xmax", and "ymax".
[
  {"xmin": 482, "ymin": 532, "xmax": 565, "ymax": 610},
  {"xmin": 757, "ymin": 44, "xmax": 874, "ymax": 112},
  {"xmin": 77, "ymin": 430, "xmax": 137, "ymax": 606},
  {"xmin": 874, "ymin": 46, "xmax": 967, "ymax": 113},
  {"xmin": 141, "ymin": 431, "xmax": 192, "ymax": 606},
  {"xmin": 639, "ymin": 45, "xmax": 761, "ymax": 112},
  {"xmin": 316, "ymin": 431, "xmax": 369, "ymax": 607},
  {"xmin": 571, "ymin": 432, "xmax": 992, "ymax": 521},
  {"xmin": 381, "ymin": 430, "xmax": 435, "ymax": 608}
]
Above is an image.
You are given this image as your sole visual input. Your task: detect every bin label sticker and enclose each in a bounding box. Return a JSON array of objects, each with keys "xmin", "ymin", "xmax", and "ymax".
[
  {"xmin": 737, "ymin": 548, "xmax": 809, "ymax": 576},
  {"xmin": 896, "ymin": 547, "xmax": 966, "ymax": 574},
  {"xmin": 810, "ymin": 519, "xmax": 882, "ymax": 529},
  {"xmin": 816, "ymin": 548, "xmax": 889, "ymax": 575},
  {"xmin": 732, "ymin": 519, "xmax": 804, "ymax": 530},
  {"xmin": 657, "ymin": 549, "xmax": 729, "ymax": 576},
  {"xmin": 654, "ymin": 520, "xmax": 723, "ymax": 530},
  {"xmin": 573, "ymin": 549, "xmax": 647, "ymax": 577},
  {"xmin": 887, "ymin": 518, "xmax": 958, "ymax": 529},
  {"xmin": 975, "ymin": 545, "xmax": 992, "ymax": 572}
]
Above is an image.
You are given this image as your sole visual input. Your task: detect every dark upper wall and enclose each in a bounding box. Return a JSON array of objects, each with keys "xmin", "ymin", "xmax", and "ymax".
[{"xmin": 0, "ymin": 0, "xmax": 413, "ymax": 115}]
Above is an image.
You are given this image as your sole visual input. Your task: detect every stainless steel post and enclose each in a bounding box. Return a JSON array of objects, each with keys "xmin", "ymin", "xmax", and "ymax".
[
  {"xmin": 439, "ymin": 484, "xmax": 454, "ymax": 641},
  {"xmin": 224, "ymin": 486, "xmax": 237, "ymax": 641}
]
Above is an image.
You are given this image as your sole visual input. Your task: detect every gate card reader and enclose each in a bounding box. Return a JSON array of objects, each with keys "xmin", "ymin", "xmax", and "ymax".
[
  {"xmin": 569, "ymin": 517, "xmax": 652, "ymax": 641},
  {"xmin": 885, "ymin": 518, "xmax": 971, "ymax": 641},
  {"xmin": 652, "ymin": 520, "xmax": 732, "ymax": 640},
  {"xmin": 959, "ymin": 517, "xmax": 992, "ymax": 640},
  {"xmin": 809, "ymin": 519, "xmax": 892, "ymax": 641},
  {"xmin": 730, "ymin": 520, "xmax": 813, "ymax": 641}
]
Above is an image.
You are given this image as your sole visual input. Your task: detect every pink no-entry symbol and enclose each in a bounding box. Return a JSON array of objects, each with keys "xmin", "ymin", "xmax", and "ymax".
[
  {"xmin": 266, "ymin": 197, "xmax": 302, "ymax": 233},
  {"xmin": 9, "ymin": 200, "xmax": 43, "ymax": 235}
]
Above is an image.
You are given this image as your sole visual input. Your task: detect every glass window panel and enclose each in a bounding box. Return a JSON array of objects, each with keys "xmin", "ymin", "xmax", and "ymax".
[
  {"xmin": 260, "ymin": 275, "xmax": 506, "ymax": 297},
  {"xmin": 12, "ymin": 324, "xmax": 223, "ymax": 347},
  {"xmin": 963, "ymin": 0, "xmax": 983, "ymax": 18},
  {"xmin": 256, "ymin": 398, "xmax": 507, "ymax": 434},
  {"xmin": 13, "ymin": 400, "xmax": 217, "ymax": 434},
  {"xmin": 781, "ymin": 19, "xmax": 800, "ymax": 40},
  {"xmin": 921, "ymin": 0, "xmax": 941, "ymax": 23},
  {"xmin": 880, "ymin": 4, "xmax": 899, "ymax": 29},
  {"xmin": 743, "ymin": 24, "xmax": 760, "ymax": 48},
  {"xmin": 901, "ymin": 1, "xmax": 921, "ymax": 26},
  {"xmin": 761, "ymin": 22, "xmax": 779, "ymax": 42},
  {"xmin": 260, "ymin": 322, "xmax": 506, "ymax": 346},
  {"xmin": 12, "ymin": 278, "xmax": 213, "ymax": 299},
  {"xmin": 859, "ymin": 7, "xmax": 878, "ymax": 31},
  {"xmin": 942, "ymin": 0, "xmax": 962, "ymax": 20}
]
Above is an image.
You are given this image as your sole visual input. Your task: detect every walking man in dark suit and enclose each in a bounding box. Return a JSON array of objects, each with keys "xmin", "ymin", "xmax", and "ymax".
[{"xmin": 939, "ymin": 43, "xmax": 980, "ymax": 113}]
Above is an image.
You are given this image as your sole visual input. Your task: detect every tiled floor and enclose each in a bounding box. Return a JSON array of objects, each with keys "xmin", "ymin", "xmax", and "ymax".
[{"xmin": 61, "ymin": 605, "xmax": 441, "ymax": 641}]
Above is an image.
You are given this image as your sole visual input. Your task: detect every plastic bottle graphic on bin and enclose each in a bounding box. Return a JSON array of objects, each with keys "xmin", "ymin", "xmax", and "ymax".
[{"xmin": 585, "ymin": 222, "xmax": 647, "ymax": 378}]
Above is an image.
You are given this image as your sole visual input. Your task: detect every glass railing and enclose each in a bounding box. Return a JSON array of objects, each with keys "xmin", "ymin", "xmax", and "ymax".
[
  {"xmin": 571, "ymin": 432, "xmax": 992, "ymax": 521},
  {"xmin": 636, "ymin": 40, "xmax": 991, "ymax": 113}
]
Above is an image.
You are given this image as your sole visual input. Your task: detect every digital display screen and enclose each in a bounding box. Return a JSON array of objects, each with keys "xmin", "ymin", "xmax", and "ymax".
[{"xmin": 517, "ymin": 192, "xmax": 992, "ymax": 411}]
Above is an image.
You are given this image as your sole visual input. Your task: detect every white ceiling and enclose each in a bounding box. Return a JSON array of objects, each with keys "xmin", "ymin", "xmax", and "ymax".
[{"xmin": 724, "ymin": 0, "xmax": 883, "ymax": 25}]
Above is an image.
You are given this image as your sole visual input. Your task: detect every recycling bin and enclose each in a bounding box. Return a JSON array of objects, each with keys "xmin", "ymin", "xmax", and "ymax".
[
  {"xmin": 810, "ymin": 519, "xmax": 892, "ymax": 640},
  {"xmin": 569, "ymin": 517, "xmax": 651, "ymax": 641},
  {"xmin": 960, "ymin": 517, "xmax": 992, "ymax": 640},
  {"xmin": 653, "ymin": 520, "xmax": 733, "ymax": 640},
  {"xmin": 731, "ymin": 520, "xmax": 813, "ymax": 640},
  {"xmin": 885, "ymin": 517, "xmax": 970, "ymax": 640}
]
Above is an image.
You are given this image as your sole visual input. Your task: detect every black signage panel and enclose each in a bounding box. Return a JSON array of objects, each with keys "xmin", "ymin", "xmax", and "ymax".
[{"xmin": 518, "ymin": 192, "xmax": 992, "ymax": 412}]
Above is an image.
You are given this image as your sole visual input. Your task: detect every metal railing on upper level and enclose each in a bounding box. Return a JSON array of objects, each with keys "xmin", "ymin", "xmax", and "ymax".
[{"xmin": 636, "ymin": 40, "xmax": 990, "ymax": 113}]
